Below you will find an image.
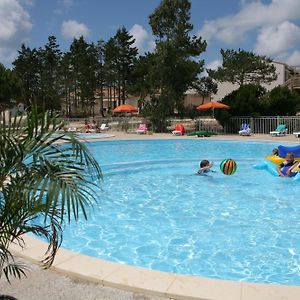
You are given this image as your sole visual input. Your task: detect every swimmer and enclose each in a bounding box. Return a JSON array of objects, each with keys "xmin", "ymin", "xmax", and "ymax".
[{"xmin": 197, "ymin": 160, "xmax": 214, "ymax": 175}]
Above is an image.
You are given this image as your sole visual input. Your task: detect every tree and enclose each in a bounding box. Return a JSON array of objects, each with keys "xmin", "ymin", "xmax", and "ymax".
[
  {"xmin": 95, "ymin": 40, "xmax": 105, "ymax": 116},
  {"xmin": 147, "ymin": 0, "xmax": 206, "ymax": 130},
  {"xmin": 262, "ymin": 86, "xmax": 300, "ymax": 116},
  {"xmin": 37, "ymin": 36, "xmax": 62, "ymax": 111},
  {"xmin": 114, "ymin": 27, "xmax": 138, "ymax": 105},
  {"xmin": 12, "ymin": 45, "xmax": 40, "ymax": 106},
  {"xmin": 69, "ymin": 37, "xmax": 98, "ymax": 116},
  {"xmin": 208, "ymin": 49, "xmax": 277, "ymax": 86},
  {"xmin": 103, "ymin": 38, "xmax": 118, "ymax": 111},
  {"xmin": 0, "ymin": 103, "xmax": 102, "ymax": 282},
  {"xmin": 214, "ymin": 84, "xmax": 266, "ymax": 125},
  {"xmin": 192, "ymin": 76, "xmax": 218, "ymax": 104},
  {"xmin": 0, "ymin": 64, "xmax": 22, "ymax": 111},
  {"xmin": 60, "ymin": 52, "xmax": 73, "ymax": 117}
]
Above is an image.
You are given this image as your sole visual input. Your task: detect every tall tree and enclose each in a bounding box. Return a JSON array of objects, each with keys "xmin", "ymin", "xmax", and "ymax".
[
  {"xmin": 69, "ymin": 37, "xmax": 98, "ymax": 116},
  {"xmin": 114, "ymin": 27, "xmax": 138, "ymax": 105},
  {"xmin": 148, "ymin": 0, "xmax": 207, "ymax": 130},
  {"xmin": 60, "ymin": 52, "xmax": 73, "ymax": 117},
  {"xmin": 208, "ymin": 49, "xmax": 277, "ymax": 86},
  {"xmin": 103, "ymin": 38, "xmax": 118, "ymax": 111},
  {"xmin": 12, "ymin": 45, "xmax": 40, "ymax": 106},
  {"xmin": 37, "ymin": 36, "xmax": 62, "ymax": 111},
  {"xmin": 96, "ymin": 40, "xmax": 105, "ymax": 116}
]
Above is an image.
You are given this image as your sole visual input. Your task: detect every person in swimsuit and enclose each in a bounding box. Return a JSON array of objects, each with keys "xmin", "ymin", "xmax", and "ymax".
[
  {"xmin": 276, "ymin": 152, "xmax": 297, "ymax": 177},
  {"xmin": 197, "ymin": 160, "xmax": 214, "ymax": 175}
]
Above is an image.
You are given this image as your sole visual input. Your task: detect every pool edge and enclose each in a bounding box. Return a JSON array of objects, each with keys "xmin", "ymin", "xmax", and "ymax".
[{"xmin": 10, "ymin": 235, "xmax": 300, "ymax": 300}]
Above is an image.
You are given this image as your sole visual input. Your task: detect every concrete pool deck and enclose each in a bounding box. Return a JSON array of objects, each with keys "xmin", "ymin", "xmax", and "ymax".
[{"xmin": 2, "ymin": 132, "xmax": 300, "ymax": 300}]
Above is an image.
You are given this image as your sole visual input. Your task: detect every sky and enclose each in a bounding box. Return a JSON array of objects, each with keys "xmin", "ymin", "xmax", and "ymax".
[{"xmin": 1, "ymin": 0, "xmax": 300, "ymax": 70}]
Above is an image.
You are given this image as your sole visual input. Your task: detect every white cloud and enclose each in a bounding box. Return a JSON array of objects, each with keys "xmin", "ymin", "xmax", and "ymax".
[
  {"xmin": 206, "ymin": 59, "xmax": 222, "ymax": 70},
  {"xmin": 201, "ymin": 59, "xmax": 222, "ymax": 77},
  {"xmin": 255, "ymin": 21, "xmax": 300, "ymax": 56},
  {"xmin": 0, "ymin": 0, "xmax": 32, "ymax": 66},
  {"xmin": 198, "ymin": 0, "xmax": 300, "ymax": 44},
  {"xmin": 286, "ymin": 51, "xmax": 300, "ymax": 66},
  {"xmin": 129, "ymin": 24, "xmax": 155, "ymax": 54},
  {"xmin": 61, "ymin": 20, "xmax": 90, "ymax": 39},
  {"xmin": 129, "ymin": 24, "xmax": 148, "ymax": 50}
]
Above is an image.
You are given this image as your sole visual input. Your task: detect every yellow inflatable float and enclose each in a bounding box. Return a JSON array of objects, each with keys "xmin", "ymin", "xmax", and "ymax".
[{"xmin": 266, "ymin": 145, "xmax": 300, "ymax": 164}]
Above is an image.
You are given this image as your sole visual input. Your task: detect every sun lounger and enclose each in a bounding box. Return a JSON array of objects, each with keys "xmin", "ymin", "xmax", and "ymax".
[
  {"xmin": 293, "ymin": 132, "xmax": 300, "ymax": 138},
  {"xmin": 136, "ymin": 123, "xmax": 147, "ymax": 134},
  {"xmin": 238, "ymin": 123, "xmax": 251, "ymax": 136},
  {"xmin": 270, "ymin": 124, "xmax": 287, "ymax": 137},
  {"xmin": 100, "ymin": 123, "xmax": 109, "ymax": 131},
  {"xmin": 66, "ymin": 127, "xmax": 78, "ymax": 132},
  {"xmin": 172, "ymin": 124, "xmax": 186, "ymax": 136}
]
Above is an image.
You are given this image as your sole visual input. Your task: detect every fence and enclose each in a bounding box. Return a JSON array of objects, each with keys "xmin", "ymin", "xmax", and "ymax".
[
  {"xmin": 65, "ymin": 116, "xmax": 300, "ymax": 134},
  {"xmin": 225, "ymin": 116, "xmax": 300, "ymax": 134}
]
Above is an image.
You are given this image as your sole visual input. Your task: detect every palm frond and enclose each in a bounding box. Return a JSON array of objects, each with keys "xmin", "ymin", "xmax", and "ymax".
[{"xmin": 0, "ymin": 102, "xmax": 102, "ymax": 281}]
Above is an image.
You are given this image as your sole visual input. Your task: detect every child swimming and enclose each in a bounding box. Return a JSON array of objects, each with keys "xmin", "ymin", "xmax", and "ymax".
[{"xmin": 197, "ymin": 160, "xmax": 214, "ymax": 175}]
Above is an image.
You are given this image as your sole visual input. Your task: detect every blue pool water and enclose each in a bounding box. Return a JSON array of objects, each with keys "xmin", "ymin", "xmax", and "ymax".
[{"xmin": 62, "ymin": 139, "xmax": 300, "ymax": 285}]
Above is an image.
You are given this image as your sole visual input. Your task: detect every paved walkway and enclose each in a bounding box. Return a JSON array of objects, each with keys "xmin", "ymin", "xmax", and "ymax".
[{"xmin": 0, "ymin": 259, "xmax": 167, "ymax": 300}]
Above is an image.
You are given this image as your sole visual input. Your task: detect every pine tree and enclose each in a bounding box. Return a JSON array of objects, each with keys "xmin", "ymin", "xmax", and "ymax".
[
  {"xmin": 37, "ymin": 36, "xmax": 62, "ymax": 111},
  {"xmin": 12, "ymin": 45, "xmax": 40, "ymax": 106},
  {"xmin": 147, "ymin": 0, "xmax": 207, "ymax": 130},
  {"xmin": 114, "ymin": 27, "xmax": 138, "ymax": 105},
  {"xmin": 208, "ymin": 49, "xmax": 277, "ymax": 86}
]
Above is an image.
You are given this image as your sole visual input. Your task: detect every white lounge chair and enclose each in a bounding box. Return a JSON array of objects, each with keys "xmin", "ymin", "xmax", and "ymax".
[
  {"xmin": 270, "ymin": 124, "xmax": 287, "ymax": 137},
  {"xmin": 293, "ymin": 132, "xmax": 300, "ymax": 138},
  {"xmin": 66, "ymin": 127, "xmax": 78, "ymax": 132},
  {"xmin": 100, "ymin": 123, "xmax": 109, "ymax": 131}
]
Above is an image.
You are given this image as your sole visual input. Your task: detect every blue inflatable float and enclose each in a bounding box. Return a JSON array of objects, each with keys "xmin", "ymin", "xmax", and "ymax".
[{"xmin": 253, "ymin": 160, "xmax": 300, "ymax": 181}]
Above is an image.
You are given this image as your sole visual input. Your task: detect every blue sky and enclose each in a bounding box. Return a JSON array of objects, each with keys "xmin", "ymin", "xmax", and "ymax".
[{"xmin": 1, "ymin": 0, "xmax": 300, "ymax": 69}]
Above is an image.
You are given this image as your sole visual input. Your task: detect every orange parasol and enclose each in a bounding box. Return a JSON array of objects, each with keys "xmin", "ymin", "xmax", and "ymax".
[
  {"xmin": 196, "ymin": 101, "xmax": 230, "ymax": 110},
  {"xmin": 113, "ymin": 104, "xmax": 138, "ymax": 113},
  {"xmin": 196, "ymin": 101, "xmax": 230, "ymax": 117}
]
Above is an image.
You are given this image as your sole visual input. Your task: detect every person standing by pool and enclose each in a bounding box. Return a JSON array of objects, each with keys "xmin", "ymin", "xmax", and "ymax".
[
  {"xmin": 276, "ymin": 152, "xmax": 297, "ymax": 177},
  {"xmin": 197, "ymin": 160, "xmax": 214, "ymax": 175}
]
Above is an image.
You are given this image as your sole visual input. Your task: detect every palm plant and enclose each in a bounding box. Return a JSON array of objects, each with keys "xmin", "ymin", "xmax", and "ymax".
[{"xmin": 0, "ymin": 105, "xmax": 102, "ymax": 282}]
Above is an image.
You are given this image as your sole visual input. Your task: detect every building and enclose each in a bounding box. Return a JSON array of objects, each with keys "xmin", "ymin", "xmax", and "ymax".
[
  {"xmin": 183, "ymin": 61, "xmax": 300, "ymax": 108},
  {"xmin": 212, "ymin": 61, "xmax": 300, "ymax": 101}
]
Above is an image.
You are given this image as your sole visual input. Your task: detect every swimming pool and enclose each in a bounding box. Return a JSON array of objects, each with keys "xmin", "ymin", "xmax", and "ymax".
[{"xmin": 62, "ymin": 139, "xmax": 300, "ymax": 285}]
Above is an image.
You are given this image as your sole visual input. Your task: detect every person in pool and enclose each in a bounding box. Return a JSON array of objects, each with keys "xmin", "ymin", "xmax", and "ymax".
[
  {"xmin": 197, "ymin": 160, "xmax": 214, "ymax": 175},
  {"xmin": 290, "ymin": 160, "xmax": 300, "ymax": 174},
  {"xmin": 276, "ymin": 152, "xmax": 297, "ymax": 177},
  {"xmin": 272, "ymin": 148, "xmax": 279, "ymax": 156}
]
